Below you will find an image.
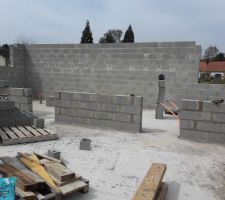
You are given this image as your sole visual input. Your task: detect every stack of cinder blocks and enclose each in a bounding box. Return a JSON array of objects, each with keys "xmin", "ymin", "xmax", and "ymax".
[
  {"xmin": 0, "ymin": 99, "xmax": 15, "ymax": 127},
  {"xmin": 9, "ymin": 88, "xmax": 32, "ymax": 112},
  {"xmin": 0, "ymin": 80, "xmax": 9, "ymax": 95},
  {"xmin": 47, "ymin": 91, "xmax": 143, "ymax": 132},
  {"xmin": 180, "ymin": 99, "xmax": 225, "ymax": 143}
]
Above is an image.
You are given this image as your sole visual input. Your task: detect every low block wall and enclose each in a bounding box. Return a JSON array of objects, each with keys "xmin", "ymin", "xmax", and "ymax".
[
  {"xmin": 47, "ymin": 91, "xmax": 143, "ymax": 132},
  {"xmin": 179, "ymin": 99, "xmax": 225, "ymax": 144},
  {"xmin": 0, "ymin": 80, "xmax": 9, "ymax": 95},
  {"xmin": 9, "ymin": 88, "xmax": 32, "ymax": 112}
]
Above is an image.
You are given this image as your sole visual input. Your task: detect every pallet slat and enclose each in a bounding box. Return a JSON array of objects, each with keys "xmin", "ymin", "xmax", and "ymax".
[
  {"xmin": 10, "ymin": 127, "xmax": 26, "ymax": 138},
  {"xmin": 25, "ymin": 126, "xmax": 42, "ymax": 137},
  {"xmin": 2, "ymin": 127, "xmax": 18, "ymax": 139}
]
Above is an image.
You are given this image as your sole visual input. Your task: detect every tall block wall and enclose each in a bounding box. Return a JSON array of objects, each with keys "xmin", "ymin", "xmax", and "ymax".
[
  {"xmin": 47, "ymin": 91, "xmax": 143, "ymax": 132},
  {"xmin": 179, "ymin": 99, "xmax": 225, "ymax": 143},
  {"xmin": 22, "ymin": 42, "xmax": 200, "ymax": 108},
  {"xmin": 0, "ymin": 46, "xmax": 25, "ymax": 88}
]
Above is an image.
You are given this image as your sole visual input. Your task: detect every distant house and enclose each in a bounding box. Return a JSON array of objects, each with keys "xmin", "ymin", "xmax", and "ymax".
[{"xmin": 199, "ymin": 61, "xmax": 225, "ymax": 80}]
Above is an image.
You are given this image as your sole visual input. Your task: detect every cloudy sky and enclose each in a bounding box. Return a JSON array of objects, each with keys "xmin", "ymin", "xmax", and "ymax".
[{"xmin": 1, "ymin": 0, "xmax": 225, "ymax": 52}]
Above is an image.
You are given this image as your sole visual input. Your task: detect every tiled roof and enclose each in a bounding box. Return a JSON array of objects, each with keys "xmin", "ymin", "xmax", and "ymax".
[{"xmin": 199, "ymin": 61, "xmax": 225, "ymax": 72}]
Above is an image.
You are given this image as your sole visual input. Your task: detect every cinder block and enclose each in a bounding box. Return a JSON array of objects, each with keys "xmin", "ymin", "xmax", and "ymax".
[
  {"xmin": 55, "ymin": 114, "xmax": 89, "ymax": 125},
  {"xmin": 54, "ymin": 91, "xmax": 61, "ymax": 99},
  {"xmin": 77, "ymin": 109, "xmax": 94, "ymax": 118},
  {"xmin": 181, "ymin": 99, "xmax": 200, "ymax": 110},
  {"xmin": 180, "ymin": 120, "xmax": 195, "ymax": 129},
  {"xmin": 119, "ymin": 105, "xmax": 142, "ymax": 115},
  {"xmin": 96, "ymin": 94, "xmax": 112, "ymax": 103},
  {"xmin": 9, "ymin": 88, "xmax": 24, "ymax": 96},
  {"xmin": 23, "ymin": 88, "xmax": 32, "ymax": 96},
  {"xmin": 34, "ymin": 118, "xmax": 45, "ymax": 128},
  {"xmin": 72, "ymin": 92, "xmax": 97, "ymax": 102},
  {"xmin": 0, "ymin": 80, "xmax": 9, "ymax": 87},
  {"xmin": 213, "ymin": 113, "xmax": 225, "ymax": 123},
  {"xmin": 134, "ymin": 96, "xmax": 144, "ymax": 107},
  {"xmin": 55, "ymin": 107, "xmax": 61, "ymax": 114},
  {"xmin": 197, "ymin": 121, "xmax": 225, "ymax": 133},
  {"xmin": 48, "ymin": 149, "xmax": 61, "ymax": 159},
  {"xmin": 100, "ymin": 103, "xmax": 120, "ymax": 112},
  {"xmin": 20, "ymin": 103, "xmax": 32, "ymax": 112},
  {"xmin": 203, "ymin": 101, "xmax": 225, "ymax": 113},
  {"xmin": 179, "ymin": 110, "xmax": 211, "ymax": 121},
  {"xmin": 0, "ymin": 100, "xmax": 15, "ymax": 110},
  {"xmin": 60, "ymin": 107, "xmax": 76, "ymax": 116},
  {"xmin": 112, "ymin": 95, "xmax": 133, "ymax": 105},
  {"xmin": 180, "ymin": 129, "xmax": 225, "ymax": 143},
  {"xmin": 10, "ymin": 96, "xmax": 32, "ymax": 104},
  {"xmin": 94, "ymin": 111, "xmax": 112, "ymax": 120},
  {"xmin": 80, "ymin": 138, "xmax": 91, "ymax": 151},
  {"xmin": 112, "ymin": 113, "xmax": 131, "ymax": 122}
]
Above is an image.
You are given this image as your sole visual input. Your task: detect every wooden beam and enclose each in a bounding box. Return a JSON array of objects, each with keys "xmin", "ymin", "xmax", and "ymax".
[{"xmin": 132, "ymin": 163, "xmax": 167, "ymax": 200}]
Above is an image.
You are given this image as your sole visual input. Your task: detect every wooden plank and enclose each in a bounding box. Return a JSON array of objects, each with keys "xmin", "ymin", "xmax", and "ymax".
[
  {"xmin": 10, "ymin": 127, "xmax": 26, "ymax": 138},
  {"xmin": 25, "ymin": 126, "xmax": 42, "ymax": 136},
  {"xmin": 53, "ymin": 173, "xmax": 82, "ymax": 186},
  {"xmin": 59, "ymin": 180, "xmax": 88, "ymax": 196},
  {"xmin": 34, "ymin": 128, "xmax": 49, "ymax": 136},
  {"xmin": 0, "ymin": 128, "xmax": 10, "ymax": 140},
  {"xmin": 0, "ymin": 161, "xmax": 37, "ymax": 191},
  {"xmin": 156, "ymin": 182, "xmax": 168, "ymax": 200},
  {"xmin": 2, "ymin": 127, "xmax": 18, "ymax": 139},
  {"xmin": 43, "ymin": 161, "xmax": 75, "ymax": 182},
  {"xmin": 34, "ymin": 152, "xmax": 62, "ymax": 164},
  {"xmin": 0, "ymin": 157, "xmax": 45, "ymax": 186},
  {"xmin": 17, "ymin": 126, "xmax": 34, "ymax": 137},
  {"xmin": 16, "ymin": 187, "xmax": 36, "ymax": 200},
  {"xmin": 132, "ymin": 163, "xmax": 167, "ymax": 200}
]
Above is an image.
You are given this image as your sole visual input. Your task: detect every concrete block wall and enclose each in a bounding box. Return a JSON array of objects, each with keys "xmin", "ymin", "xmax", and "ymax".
[
  {"xmin": 179, "ymin": 99, "xmax": 225, "ymax": 144},
  {"xmin": 0, "ymin": 80, "xmax": 9, "ymax": 95},
  {"xmin": 0, "ymin": 99, "xmax": 15, "ymax": 127},
  {"xmin": 47, "ymin": 91, "xmax": 143, "ymax": 132},
  {"xmin": 22, "ymin": 42, "xmax": 200, "ymax": 108},
  {"xmin": 9, "ymin": 88, "xmax": 32, "ymax": 112},
  {"xmin": 0, "ymin": 46, "xmax": 26, "ymax": 88}
]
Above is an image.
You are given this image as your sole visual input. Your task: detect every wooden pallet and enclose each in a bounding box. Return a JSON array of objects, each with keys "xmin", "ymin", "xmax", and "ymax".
[{"xmin": 0, "ymin": 126, "xmax": 58, "ymax": 145}]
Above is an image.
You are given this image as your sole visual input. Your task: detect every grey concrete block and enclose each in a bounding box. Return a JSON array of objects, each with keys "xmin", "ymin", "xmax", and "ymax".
[
  {"xmin": 20, "ymin": 103, "xmax": 32, "ymax": 112},
  {"xmin": 213, "ymin": 113, "xmax": 225, "ymax": 123},
  {"xmin": 112, "ymin": 95, "xmax": 132, "ymax": 105},
  {"xmin": 77, "ymin": 109, "xmax": 94, "ymax": 118},
  {"xmin": 181, "ymin": 99, "xmax": 200, "ymax": 110},
  {"xmin": 180, "ymin": 129, "xmax": 225, "ymax": 143},
  {"xmin": 46, "ymin": 96, "xmax": 57, "ymax": 107},
  {"xmin": 94, "ymin": 111, "xmax": 112, "ymax": 120},
  {"xmin": 9, "ymin": 88, "xmax": 24, "ymax": 96},
  {"xmin": 54, "ymin": 91, "xmax": 61, "ymax": 99},
  {"xmin": 96, "ymin": 94, "xmax": 112, "ymax": 103},
  {"xmin": 0, "ymin": 100, "xmax": 15, "ymax": 110},
  {"xmin": 197, "ymin": 121, "xmax": 225, "ymax": 133},
  {"xmin": 80, "ymin": 138, "xmax": 91, "ymax": 151},
  {"xmin": 61, "ymin": 107, "xmax": 76, "ymax": 116},
  {"xmin": 55, "ymin": 114, "xmax": 89, "ymax": 125},
  {"xmin": 180, "ymin": 120, "xmax": 195, "ymax": 129},
  {"xmin": 34, "ymin": 118, "xmax": 45, "ymax": 128},
  {"xmin": 120, "ymin": 105, "xmax": 142, "ymax": 115},
  {"xmin": 203, "ymin": 101, "xmax": 225, "ymax": 113},
  {"xmin": 23, "ymin": 88, "xmax": 32, "ymax": 96},
  {"xmin": 48, "ymin": 149, "xmax": 61, "ymax": 159},
  {"xmin": 179, "ymin": 110, "xmax": 211, "ymax": 121},
  {"xmin": 112, "ymin": 113, "xmax": 131, "ymax": 122},
  {"xmin": 10, "ymin": 96, "xmax": 32, "ymax": 104},
  {"xmin": 100, "ymin": 103, "xmax": 120, "ymax": 112},
  {"xmin": 0, "ymin": 80, "xmax": 9, "ymax": 87}
]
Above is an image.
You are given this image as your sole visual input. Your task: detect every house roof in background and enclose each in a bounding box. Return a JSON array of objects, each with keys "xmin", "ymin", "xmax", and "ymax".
[{"xmin": 199, "ymin": 61, "xmax": 225, "ymax": 72}]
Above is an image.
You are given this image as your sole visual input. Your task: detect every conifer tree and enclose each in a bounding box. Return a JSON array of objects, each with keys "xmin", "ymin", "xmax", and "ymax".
[
  {"xmin": 80, "ymin": 20, "xmax": 93, "ymax": 43},
  {"xmin": 123, "ymin": 25, "xmax": 134, "ymax": 43}
]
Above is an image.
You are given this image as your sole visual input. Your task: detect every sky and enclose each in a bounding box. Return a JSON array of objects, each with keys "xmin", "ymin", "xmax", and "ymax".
[{"xmin": 1, "ymin": 0, "xmax": 225, "ymax": 52}]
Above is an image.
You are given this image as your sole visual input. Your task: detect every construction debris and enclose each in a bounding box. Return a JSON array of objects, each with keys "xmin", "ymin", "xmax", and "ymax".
[
  {"xmin": 0, "ymin": 152, "xmax": 89, "ymax": 200},
  {"xmin": 80, "ymin": 138, "xmax": 91, "ymax": 151},
  {"xmin": 132, "ymin": 163, "xmax": 167, "ymax": 200},
  {"xmin": 48, "ymin": 149, "xmax": 61, "ymax": 160}
]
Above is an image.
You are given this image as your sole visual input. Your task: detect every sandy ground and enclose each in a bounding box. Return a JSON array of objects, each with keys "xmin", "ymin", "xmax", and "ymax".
[{"xmin": 0, "ymin": 101, "xmax": 225, "ymax": 200}]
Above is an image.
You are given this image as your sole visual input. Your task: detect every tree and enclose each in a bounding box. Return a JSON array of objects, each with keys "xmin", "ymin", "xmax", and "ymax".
[
  {"xmin": 212, "ymin": 53, "xmax": 225, "ymax": 62},
  {"xmin": 80, "ymin": 20, "xmax": 93, "ymax": 44},
  {"xmin": 123, "ymin": 25, "xmax": 134, "ymax": 43},
  {"xmin": 99, "ymin": 32, "xmax": 116, "ymax": 43},
  {"xmin": 108, "ymin": 29, "xmax": 123, "ymax": 43},
  {"xmin": 204, "ymin": 46, "xmax": 219, "ymax": 60}
]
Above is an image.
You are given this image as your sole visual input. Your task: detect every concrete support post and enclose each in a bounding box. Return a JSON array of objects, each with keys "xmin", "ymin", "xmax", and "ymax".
[{"xmin": 155, "ymin": 75, "xmax": 165, "ymax": 119}]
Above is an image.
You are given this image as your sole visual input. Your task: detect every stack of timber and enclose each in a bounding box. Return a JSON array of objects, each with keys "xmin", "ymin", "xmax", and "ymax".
[
  {"xmin": 0, "ymin": 152, "xmax": 89, "ymax": 200},
  {"xmin": 132, "ymin": 163, "xmax": 168, "ymax": 200}
]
